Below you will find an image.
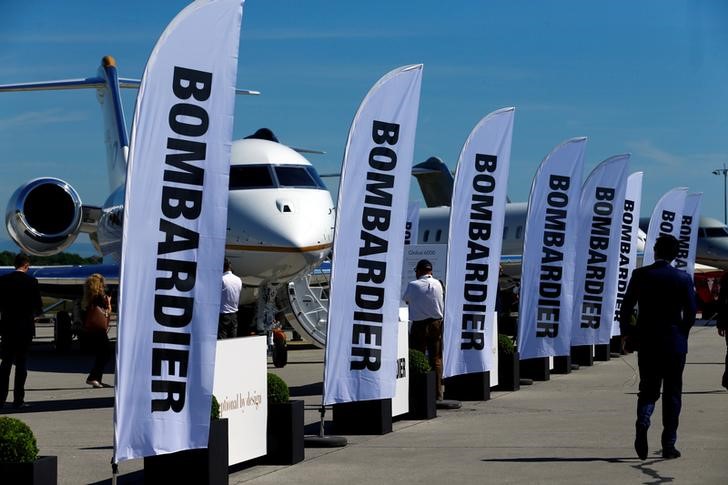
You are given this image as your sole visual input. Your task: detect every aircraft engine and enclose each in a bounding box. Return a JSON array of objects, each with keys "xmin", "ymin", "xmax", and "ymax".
[{"xmin": 5, "ymin": 177, "xmax": 83, "ymax": 256}]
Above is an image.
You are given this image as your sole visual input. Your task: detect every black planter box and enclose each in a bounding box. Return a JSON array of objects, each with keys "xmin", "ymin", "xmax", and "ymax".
[
  {"xmin": 266, "ymin": 400, "xmax": 304, "ymax": 465},
  {"xmin": 444, "ymin": 371, "xmax": 490, "ymax": 401},
  {"xmin": 571, "ymin": 345, "xmax": 594, "ymax": 366},
  {"xmin": 594, "ymin": 344, "xmax": 610, "ymax": 361},
  {"xmin": 496, "ymin": 351, "xmax": 520, "ymax": 391},
  {"xmin": 144, "ymin": 418, "xmax": 228, "ymax": 485},
  {"xmin": 520, "ymin": 357, "xmax": 550, "ymax": 381},
  {"xmin": 610, "ymin": 336, "xmax": 623, "ymax": 355},
  {"xmin": 333, "ymin": 399, "xmax": 392, "ymax": 435},
  {"xmin": 552, "ymin": 355, "xmax": 572, "ymax": 374},
  {"xmin": 405, "ymin": 371, "xmax": 437, "ymax": 419},
  {"xmin": 0, "ymin": 455, "xmax": 57, "ymax": 485}
]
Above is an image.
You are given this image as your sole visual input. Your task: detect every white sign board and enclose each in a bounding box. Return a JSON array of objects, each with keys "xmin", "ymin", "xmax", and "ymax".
[
  {"xmin": 392, "ymin": 310, "xmax": 410, "ymax": 417},
  {"xmin": 213, "ymin": 336, "xmax": 267, "ymax": 465},
  {"xmin": 401, "ymin": 244, "xmax": 448, "ymax": 301}
]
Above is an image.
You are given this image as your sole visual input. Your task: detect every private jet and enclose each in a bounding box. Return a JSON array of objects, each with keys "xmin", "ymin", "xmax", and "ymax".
[
  {"xmin": 414, "ymin": 156, "xmax": 728, "ymax": 272},
  {"xmin": 0, "ymin": 56, "xmax": 335, "ymax": 331}
]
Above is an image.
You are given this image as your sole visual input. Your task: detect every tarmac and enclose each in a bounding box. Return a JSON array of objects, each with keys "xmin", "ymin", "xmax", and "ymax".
[{"xmin": 2, "ymin": 320, "xmax": 727, "ymax": 484}]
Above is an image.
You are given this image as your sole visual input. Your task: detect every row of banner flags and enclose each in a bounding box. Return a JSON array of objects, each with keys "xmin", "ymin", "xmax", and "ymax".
[
  {"xmin": 111, "ymin": 0, "xmax": 704, "ymax": 463},
  {"xmin": 323, "ymin": 69, "xmax": 704, "ymax": 400}
]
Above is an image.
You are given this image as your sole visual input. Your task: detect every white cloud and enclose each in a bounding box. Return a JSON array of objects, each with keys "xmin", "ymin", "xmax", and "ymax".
[
  {"xmin": 0, "ymin": 109, "xmax": 87, "ymax": 130},
  {"xmin": 626, "ymin": 139, "xmax": 685, "ymax": 167}
]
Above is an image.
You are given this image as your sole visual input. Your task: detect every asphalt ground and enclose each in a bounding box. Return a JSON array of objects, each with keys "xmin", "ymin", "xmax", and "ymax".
[{"xmin": 2, "ymin": 321, "xmax": 727, "ymax": 484}]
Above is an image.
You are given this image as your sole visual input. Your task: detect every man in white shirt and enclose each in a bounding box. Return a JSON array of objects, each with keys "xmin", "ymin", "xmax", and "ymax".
[
  {"xmin": 403, "ymin": 259, "xmax": 445, "ymax": 400},
  {"xmin": 219, "ymin": 258, "xmax": 242, "ymax": 339}
]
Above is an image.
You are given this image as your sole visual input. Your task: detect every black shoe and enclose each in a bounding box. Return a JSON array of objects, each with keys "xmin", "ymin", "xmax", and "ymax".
[
  {"xmin": 662, "ymin": 447, "xmax": 681, "ymax": 459},
  {"xmin": 635, "ymin": 427, "xmax": 648, "ymax": 460},
  {"xmin": 12, "ymin": 401, "xmax": 30, "ymax": 410}
]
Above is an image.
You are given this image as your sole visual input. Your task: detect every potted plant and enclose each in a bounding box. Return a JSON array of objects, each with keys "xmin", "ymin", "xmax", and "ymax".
[
  {"xmin": 405, "ymin": 349, "xmax": 436, "ymax": 420},
  {"xmin": 0, "ymin": 416, "xmax": 57, "ymax": 484},
  {"xmin": 496, "ymin": 334, "xmax": 520, "ymax": 391},
  {"xmin": 266, "ymin": 372, "xmax": 304, "ymax": 465},
  {"xmin": 144, "ymin": 395, "xmax": 229, "ymax": 484}
]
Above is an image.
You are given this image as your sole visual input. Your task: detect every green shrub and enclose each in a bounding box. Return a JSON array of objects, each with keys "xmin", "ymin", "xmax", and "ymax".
[
  {"xmin": 498, "ymin": 334, "xmax": 515, "ymax": 355},
  {"xmin": 409, "ymin": 349, "xmax": 431, "ymax": 374},
  {"xmin": 0, "ymin": 417, "xmax": 39, "ymax": 463},
  {"xmin": 211, "ymin": 395, "xmax": 220, "ymax": 420},
  {"xmin": 267, "ymin": 373, "xmax": 290, "ymax": 404}
]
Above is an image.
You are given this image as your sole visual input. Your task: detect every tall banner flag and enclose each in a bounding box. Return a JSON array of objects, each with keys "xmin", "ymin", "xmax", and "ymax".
[
  {"xmin": 442, "ymin": 107, "xmax": 515, "ymax": 378},
  {"xmin": 570, "ymin": 155, "xmax": 630, "ymax": 346},
  {"xmin": 517, "ymin": 137, "xmax": 586, "ymax": 359},
  {"xmin": 612, "ymin": 171, "xmax": 643, "ymax": 337},
  {"xmin": 674, "ymin": 192, "xmax": 703, "ymax": 277},
  {"xmin": 324, "ymin": 65, "xmax": 423, "ymax": 405},
  {"xmin": 115, "ymin": 0, "xmax": 243, "ymax": 462},
  {"xmin": 642, "ymin": 187, "xmax": 688, "ymax": 266}
]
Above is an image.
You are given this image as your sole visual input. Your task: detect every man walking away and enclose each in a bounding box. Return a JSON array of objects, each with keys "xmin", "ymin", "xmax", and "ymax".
[
  {"xmin": 219, "ymin": 258, "xmax": 242, "ymax": 339},
  {"xmin": 0, "ymin": 253, "xmax": 43, "ymax": 409},
  {"xmin": 715, "ymin": 271, "xmax": 728, "ymax": 390},
  {"xmin": 619, "ymin": 235, "xmax": 697, "ymax": 460},
  {"xmin": 403, "ymin": 259, "xmax": 445, "ymax": 400}
]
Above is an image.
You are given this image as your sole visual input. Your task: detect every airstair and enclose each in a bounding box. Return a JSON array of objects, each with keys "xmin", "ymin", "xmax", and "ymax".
[{"xmin": 283, "ymin": 262, "xmax": 330, "ymax": 348}]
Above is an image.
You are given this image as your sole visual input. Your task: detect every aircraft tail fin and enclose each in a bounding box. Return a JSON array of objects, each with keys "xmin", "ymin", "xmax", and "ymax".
[
  {"xmin": 412, "ymin": 156, "xmax": 454, "ymax": 207},
  {"xmin": 0, "ymin": 56, "xmax": 130, "ymax": 192}
]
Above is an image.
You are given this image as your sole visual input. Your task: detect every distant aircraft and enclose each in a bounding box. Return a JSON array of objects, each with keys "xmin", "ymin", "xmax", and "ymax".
[
  {"xmin": 0, "ymin": 56, "xmax": 335, "ymax": 329},
  {"xmin": 412, "ymin": 156, "xmax": 728, "ymax": 272}
]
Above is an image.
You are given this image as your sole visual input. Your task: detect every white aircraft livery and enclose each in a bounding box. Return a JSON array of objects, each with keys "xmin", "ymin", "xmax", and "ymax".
[{"xmin": 0, "ymin": 56, "xmax": 335, "ymax": 330}]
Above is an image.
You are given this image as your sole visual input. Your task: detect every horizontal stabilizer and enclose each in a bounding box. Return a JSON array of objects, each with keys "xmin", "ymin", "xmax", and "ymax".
[{"xmin": 0, "ymin": 78, "xmax": 258, "ymax": 94}]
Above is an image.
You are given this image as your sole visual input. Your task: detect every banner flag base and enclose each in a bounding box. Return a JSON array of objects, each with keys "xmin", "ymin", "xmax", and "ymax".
[
  {"xmin": 610, "ymin": 336, "xmax": 623, "ymax": 356},
  {"xmin": 443, "ymin": 371, "xmax": 490, "ymax": 401},
  {"xmin": 144, "ymin": 419, "xmax": 228, "ymax": 485},
  {"xmin": 571, "ymin": 345, "xmax": 594, "ymax": 366},
  {"xmin": 520, "ymin": 357, "xmax": 550, "ymax": 381},
  {"xmin": 594, "ymin": 344, "xmax": 611, "ymax": 361},
  {"xmin": 552, "ymin": 355, "xmax": 572, "ymax": 374},
  {"xmin": 332, "ymin": 399, "xmax": 392, "ymax": 435}
]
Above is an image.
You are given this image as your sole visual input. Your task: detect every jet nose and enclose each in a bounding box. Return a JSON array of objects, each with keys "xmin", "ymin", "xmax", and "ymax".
[{"xmin": 226, "ymin": 188, "xmax": 335, "ymax": 284}]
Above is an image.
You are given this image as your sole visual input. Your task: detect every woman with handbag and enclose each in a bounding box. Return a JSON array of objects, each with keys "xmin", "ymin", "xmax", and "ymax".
[{"xmin": 80, "ymin": 273, "xmax": 112, "ymax": 388}]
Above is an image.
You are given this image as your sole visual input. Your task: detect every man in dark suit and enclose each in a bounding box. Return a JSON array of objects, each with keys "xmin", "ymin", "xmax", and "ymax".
[
  {"xmin": 619, "ymin": 235, "xmax": 697, "ymax": 460},
  {"xmin": 715, "ymin": 272, "xmax": 728, "ymax": 390},
  {"xmin": 0, "ymin": 253, "xmax": 43, "ymax": 409}
]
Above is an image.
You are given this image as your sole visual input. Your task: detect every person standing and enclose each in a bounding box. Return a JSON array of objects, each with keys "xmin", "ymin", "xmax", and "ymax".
[
  {"xmin": 619, "ymin": 235, "xmax": 697, "ymax": 460},
  {"xmin": 716, "ymin": 272, "xmax": 728, "ymax": 390},
  {"xmin": 219, "ymin": 258, "xmax": 242, "ymax": 339},
  {"xmin": 0, "ymin": 253, "xmax": 43, "ymax": 408},
  {"xmin": 403, "ymin": 259, "xmax": 445, "ymax": 400},
  {"xmin": 77, "ymin": 273, "xmax": 112, "ymax": 388}
]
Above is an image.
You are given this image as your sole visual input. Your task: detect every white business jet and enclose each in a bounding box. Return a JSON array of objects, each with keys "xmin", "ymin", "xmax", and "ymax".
[
  {"xmin": 412, "ymin": 156, "xmax": 728, "ymax": 272},
  {"xmin": 0, "ymin": 56, "xmax": 335, "ymax": 329}
]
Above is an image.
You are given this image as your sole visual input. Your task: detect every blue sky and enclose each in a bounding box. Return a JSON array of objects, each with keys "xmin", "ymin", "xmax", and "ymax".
[{"xmin": 1, "ymin": 0, "xmax": 727, "ymax": 255}]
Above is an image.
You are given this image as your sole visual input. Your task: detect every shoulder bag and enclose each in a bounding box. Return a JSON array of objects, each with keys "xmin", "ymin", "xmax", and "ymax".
[{"xmin": 84, "ymin": 305, "xmax": 110, "ymax": 333}]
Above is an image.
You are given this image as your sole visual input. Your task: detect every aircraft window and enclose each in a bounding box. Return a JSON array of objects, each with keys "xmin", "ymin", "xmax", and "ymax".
[
  {"xmin": 435, "ymin": 229, "xmax": 442, "ymax": 242},
  {"xmin": 705, "ymin": 227, "xmax": 728, "ymax": 238},
  {"xmin": 698, "ymin": 228, "xmax": 706, "ymax": 238},
  {"xmin": 229, "ymin": 165, "xmax": 275, "ymax": 189},
  {"xmin": 503, "ymin": 226, "xmax": 509, "ymax": 239},
  {"xmin": 305, "ymin": 166, "xmax": 328, "ymax": 189},
  {"xmin": 515, "ymin": 225, "xmax": 523, "ymax": 239},
  {"xmin": 423, "ymin": 230, "xmax": 430, "ymax": 242},
  {"xmin": 275, "ymin": 166, "xmax": 320, "ymax": 188}
]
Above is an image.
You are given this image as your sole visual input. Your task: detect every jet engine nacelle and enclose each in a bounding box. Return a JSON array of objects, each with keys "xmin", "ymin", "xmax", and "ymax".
[{"xmin": 5, "ymin": 177, "xmax": 83, "ymax": 256}]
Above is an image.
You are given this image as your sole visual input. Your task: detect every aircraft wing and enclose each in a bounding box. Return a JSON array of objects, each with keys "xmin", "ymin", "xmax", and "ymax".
[{"xmin": 0, "ymin": 264, "xmax": 119, "ymax": 300}]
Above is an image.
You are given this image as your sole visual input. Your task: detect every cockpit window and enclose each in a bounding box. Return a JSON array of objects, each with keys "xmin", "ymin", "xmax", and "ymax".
[
  {"xmin": 229, "ymin": 164, "xmax": 327, "ymax": 190},
  {"xmin": 275, "ymin": 166, "xmax": 319, "ymax": 188},
  {"xmin": 229, "ymin": 165, "xmax": 274, "ymax": 189},
  {"xmin": 705, "ymin": 227, "xmax": 728, "ymax": 238},
  {"xmin": 305, "ymin": 166, "xmax": 328, "ymax": 189}
]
